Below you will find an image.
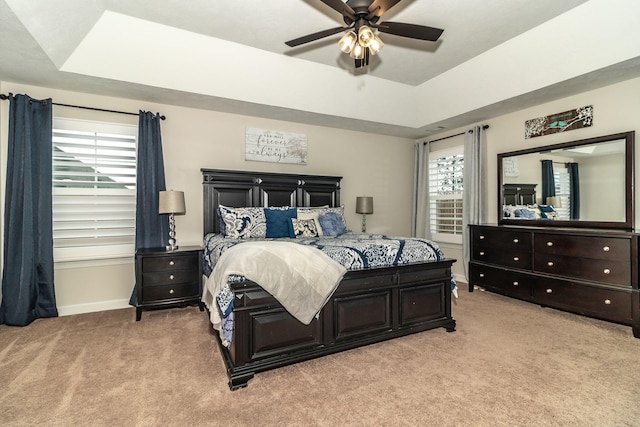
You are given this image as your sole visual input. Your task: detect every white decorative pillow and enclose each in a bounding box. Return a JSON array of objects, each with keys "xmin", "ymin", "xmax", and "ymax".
[
  {"xmin": 218, "ymin": 205, "xmax": 266, "ymax": 238},
  {"xmin": 296, "ymin": 208, "xmax": 324, "ymax": 236},
  {"xmin": 291, "ymin": 218, "xmax": 319, "ymax": 238}
]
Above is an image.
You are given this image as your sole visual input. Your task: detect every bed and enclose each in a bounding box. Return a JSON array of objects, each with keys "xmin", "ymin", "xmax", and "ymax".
[{"xmin": 200, "ymin": 169, "xmax": 457, "ymax": 390}]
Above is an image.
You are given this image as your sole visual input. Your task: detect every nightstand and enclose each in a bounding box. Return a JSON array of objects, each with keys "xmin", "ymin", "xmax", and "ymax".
[{"xmin": 135, "ymin": 246, "xmax": 204, "ymax": 321}]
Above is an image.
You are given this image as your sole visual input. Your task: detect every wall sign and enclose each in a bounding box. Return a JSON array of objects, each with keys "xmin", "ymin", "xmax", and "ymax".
[
  {"xmin": 245, "ymin": 127, "xmax": 307, "ymax": 164},
  {"xmin": 525, "ymin": 105, "xmax": 593, "ymax": 139},
  {"xmin": 503, "ymin": 157, "xmax": 519, "ymax": 177}
]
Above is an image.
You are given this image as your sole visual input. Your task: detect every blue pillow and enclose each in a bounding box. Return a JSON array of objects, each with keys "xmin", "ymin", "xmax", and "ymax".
[
  {"xmin": 318, "ymin": 212, "xmax": 348, "ymax": 236},
  {"xmin": 514, "ymin": 208, "xmax": 536, "ymax": 219},
  {"xmin": 264, "ymin": 208, "xmax": 297, "ymax": 238}
]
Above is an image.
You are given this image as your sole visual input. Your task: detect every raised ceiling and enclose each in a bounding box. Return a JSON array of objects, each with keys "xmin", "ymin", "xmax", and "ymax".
[{"xmin": 1, "ymin": 0, "xmax": 640, "ymax": 138}]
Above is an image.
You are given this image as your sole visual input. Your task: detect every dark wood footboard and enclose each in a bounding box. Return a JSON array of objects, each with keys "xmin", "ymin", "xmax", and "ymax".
[{"xmin": 217, "ymin": 259, "xmax": 456, "ymax": 390}]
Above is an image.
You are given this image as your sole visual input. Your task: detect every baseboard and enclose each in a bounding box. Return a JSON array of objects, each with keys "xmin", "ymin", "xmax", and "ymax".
[
  {"xmin": 57, "ymin": 298, "xmax": 131, "ymax": 316},
  {"xmin": 453, "ymin": 272, "xmax": 467, "ymax": 287}
]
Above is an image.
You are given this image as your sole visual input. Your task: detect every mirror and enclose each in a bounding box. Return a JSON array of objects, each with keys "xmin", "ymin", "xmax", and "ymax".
[{"xmin": 498, "ymin": 131, "xmax": 634, "ymax": 230}]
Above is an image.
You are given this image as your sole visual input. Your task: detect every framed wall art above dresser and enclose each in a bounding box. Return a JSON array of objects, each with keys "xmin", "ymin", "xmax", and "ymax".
[{"xmin": 469, "ymin": 131, "xmax": 640, "ymax": 338}]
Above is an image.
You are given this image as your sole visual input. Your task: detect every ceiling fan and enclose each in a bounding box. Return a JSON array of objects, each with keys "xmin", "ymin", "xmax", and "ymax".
[{"xmin": 285, "ymin": 0, "xmax": 444, "ymax": 69}]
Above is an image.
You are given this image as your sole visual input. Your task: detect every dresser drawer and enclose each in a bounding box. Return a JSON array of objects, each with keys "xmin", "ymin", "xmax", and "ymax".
[
  {"xmin": 143, "ymin": 269, "xmax": 199, "ymax": 287},
  {"xmin": 534, "ymin": 233, "xmax": 630, "ymax": 261},
  {"xmin": 142, "ymin": 254, "xmax": 199, "ymax": 272},
  {"xmin": 142, "ymin": 282, "xmax": 200, "ymax": 302},
  {"xmin": 470, "ymin": 263, "xmax": 532, "ymax": 300},
  {"xmin": 472, "ymin": 246, "xmax": 532, "ymax": 270},
  {"xmin": 472, "ymin": 227, "xmax": 532, "ymax": 252},
  {"xmin": 533, "ymin": 254, "xmax": 630, "ymax": 287},
  {"xmin": 533, "ymin": 278, "xmax": 632, "ymax": 324}
]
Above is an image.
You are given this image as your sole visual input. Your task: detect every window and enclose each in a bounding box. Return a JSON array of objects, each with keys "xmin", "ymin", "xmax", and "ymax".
[
  {"xmin": 553, "ymin": 165, "xmax": 571, "ymax": 220},
  {"xmin": 52, "ymin": 118, "xmax": 137, "ymax": 262},
  {"xmin": 428, "ymin": 146, "xmax": 464, "ymax": 243}
]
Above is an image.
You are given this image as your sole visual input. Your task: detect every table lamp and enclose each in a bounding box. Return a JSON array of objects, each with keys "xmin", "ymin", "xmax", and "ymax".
[{"xmin": 159, "ymin": 190, "xmax": 186, "ymax": 251}]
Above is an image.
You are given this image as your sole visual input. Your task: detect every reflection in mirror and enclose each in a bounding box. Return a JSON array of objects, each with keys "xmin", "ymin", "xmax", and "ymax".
[{"xmin": 498, "ymin": 131, "xmax": 634, "ymax": 230}]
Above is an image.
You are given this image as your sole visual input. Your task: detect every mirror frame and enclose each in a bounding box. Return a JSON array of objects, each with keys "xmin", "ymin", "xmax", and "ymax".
[{"xmin": 498, "ymin": 131, "xmax": 635, "ymax": 230}]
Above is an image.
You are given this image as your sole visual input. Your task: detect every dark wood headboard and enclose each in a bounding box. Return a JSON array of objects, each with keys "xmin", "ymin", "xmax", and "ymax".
[
  {"xmin": 201, "ymin": 169, "xmax": 342, "ymax": 235},
  {"xmin": 503, "ymin": 183, "xmax": 537, "ymax": 205}
]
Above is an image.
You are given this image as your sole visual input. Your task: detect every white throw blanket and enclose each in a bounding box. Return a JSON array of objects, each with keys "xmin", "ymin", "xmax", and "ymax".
[{"xmin": 204, "ymin": 241, "xmax": 347, "ymax": 325}]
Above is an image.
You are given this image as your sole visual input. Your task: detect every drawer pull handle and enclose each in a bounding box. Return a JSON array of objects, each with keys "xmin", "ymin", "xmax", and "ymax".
[
  {"xmin": 604, "ymin": 299, "xmax": 611, "ymax": 305},
  {"xmin": 546, "ymin": 241, "xmax": 553, "ymax": 247},
  {"xmin": 479, "ymin": 273, "xmax": 485, "ymax": 278},
  {"xmin": 169, "ymin": 260, "xmax": 175, "ymax": 266},
  {"xmin": 603, "ymin": 268, "xmax": 611, "ymax": 275},
  {"xmin": 512, "ymin": 281, "xmax": 519, "ymax": 286},
  {"xmin": 169, "ymin": 274, "xmax": 175, "ymax": 280},
  {"xmin": 513, "ymin": 257, "xmax": 519, "ymax": 261},
  {"xmin": 547, "ymin": 261, "xmax": 554, "ymax": 267},
  {"xmin": 169, "ymin": 289, "xmax": 174, "ymax": 294},
  {"xmin": 546, "ymin": 288, "xmax": 553, "ymax": 294},
  {"xmin": 513, "ymin": 238, "xmax": 519, "ymax": 243},
  {"xmin": 603, "ymin": 246, "xmax": 610, "ymax": 252},
  {"xmin": 479, "ymin": 251, "xmax": 485, "ymax": 256},
  {"xmin": 479, "ymin": 235, "xmax": 485, "ymax": 240}
]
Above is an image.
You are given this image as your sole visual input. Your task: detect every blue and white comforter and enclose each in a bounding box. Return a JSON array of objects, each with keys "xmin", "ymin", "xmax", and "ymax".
[
  {"xmin": 202, "ymin": 232, "xmax": 449, "ymax": 347},
  {"xmin": 203, "ymin": 231, "xmax": 446, "ymax": 278}
]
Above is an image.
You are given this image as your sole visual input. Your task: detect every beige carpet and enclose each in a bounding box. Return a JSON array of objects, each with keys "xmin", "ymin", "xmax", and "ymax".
[{"xmin": 1, "ymin": 289, "xmax": 639, "ymax": 427}]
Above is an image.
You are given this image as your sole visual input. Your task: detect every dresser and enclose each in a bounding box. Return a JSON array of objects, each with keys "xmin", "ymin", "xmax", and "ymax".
[
  {"xmin": 469, "ymin": 225, "xmax": 640, "ymax": 337},
  {"xmin": 135, "ymin": 246, "xmax": 204, "ymax": 321}
]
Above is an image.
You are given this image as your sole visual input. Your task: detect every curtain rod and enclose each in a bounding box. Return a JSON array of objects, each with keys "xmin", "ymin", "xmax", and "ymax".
[
  {"xmin": 0, "ymin": 93, "xmax": 165, "ymax": 120},
  {"xmin": 425, "ymin": 124, "xmax": 490, "ymax": 143}
]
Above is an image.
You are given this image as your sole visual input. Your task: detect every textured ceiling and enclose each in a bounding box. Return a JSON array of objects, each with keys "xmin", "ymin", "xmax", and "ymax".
[{"xmin": 1, "ymin": 0, "xmax": 640, "ymax": 138}]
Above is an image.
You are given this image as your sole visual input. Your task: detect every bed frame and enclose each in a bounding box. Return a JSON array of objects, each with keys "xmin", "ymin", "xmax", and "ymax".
[{"xmin": 202, "ymin": 169, "xmax": 456, "ymax": 390}]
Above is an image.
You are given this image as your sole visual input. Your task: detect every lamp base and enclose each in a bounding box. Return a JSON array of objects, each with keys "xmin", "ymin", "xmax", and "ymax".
[
  {"xmin": 361, "ymin": 214, "xmax": 367, "ymax": 233},
  {"xmin": 166, "ymin": 213, "xmax": 179, "ymax": 251}
]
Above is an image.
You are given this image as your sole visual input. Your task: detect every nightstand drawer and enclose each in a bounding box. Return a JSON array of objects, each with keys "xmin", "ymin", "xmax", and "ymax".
[
  {"xmin": 143, "ymin": 282, "xmax": 199, "ymax": 301},
  {"xmin": 142, "ymin": 254, "xmax": 198, "ymax": 272},
  {"xmin": 143, "ymin": 269, "xmax": 199, "ymax": 286}
]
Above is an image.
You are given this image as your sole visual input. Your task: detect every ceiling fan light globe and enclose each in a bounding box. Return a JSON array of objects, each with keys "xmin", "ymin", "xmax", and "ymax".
[
  {"xmin": 350, "ymin": 42, "xmax": 365, "ymax": 59},
  {"xmin": 358, "ymin": 25, "xmax": 375, "ymax": 47},
  {"xmin": 338, "ymin": 31, "xmax": 357, "ymax": 53},
  {"xmin": 368, "ymin": 35, "xmax": 384, "ymax": 55}
]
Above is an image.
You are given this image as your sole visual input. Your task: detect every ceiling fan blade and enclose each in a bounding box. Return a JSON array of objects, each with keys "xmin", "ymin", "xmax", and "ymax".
[
  {"xmin": 366, "ymin": 0, "xmax": 402, "ymax": 20},
  {"xmin": 321, "ymin": 0, "xmax": 356, "ymax": 21},
  {"xmin": 285, "ymin": 26, "xmax": 347, "ymax": 47},
  {"xmin": 378, "ymin": 22, "xmax": 444, "ymax": 42}
]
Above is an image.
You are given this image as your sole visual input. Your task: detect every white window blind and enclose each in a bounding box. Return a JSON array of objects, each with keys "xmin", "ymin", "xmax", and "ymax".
[
  {"xmin": 554, "ymin": 166, "xmax": 571, "ymax": 220},
  {"xmin": 428, "ymin": 147, "xmax": 464, "ymax": 243},
  {"xmin": 52, "ymin": 118, "xmax": 137, "ymax": 262}
]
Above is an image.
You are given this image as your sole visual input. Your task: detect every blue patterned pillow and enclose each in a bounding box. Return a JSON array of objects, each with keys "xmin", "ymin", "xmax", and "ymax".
[
  {"xmin": 218, "ymin": 205, "xmax": 266, "ymax": 238},
  {"xmin": 513, "ymin": 208, "xmax": 536, "ymax": 219},
  {"xmin": 318, "ymin": 211, "xmax": 348, "ymax": 236},
  {"xmin": 265, "ymin": 208, "xmax": 297, "ymax": 238}
]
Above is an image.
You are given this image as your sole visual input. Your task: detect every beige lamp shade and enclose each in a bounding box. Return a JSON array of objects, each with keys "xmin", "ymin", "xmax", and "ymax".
[
  {"xmin": 546, "ymin": 196, "xmax": 562, "ymax": 208},
  {"xmin": 356, "ymin": 196, "xmax": 374, "ymax": 215},
  {"xmin": 159, "ymin": 190, "xmax": 186, "ymax": 215}
]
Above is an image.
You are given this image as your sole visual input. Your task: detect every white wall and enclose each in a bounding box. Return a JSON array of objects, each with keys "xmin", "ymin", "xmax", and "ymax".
[
  {"xmin": 425, "ymin": 76, "xmax": 640, "ymax": 284},
  {"xmin": 0, "ymin": 81, "xmax": 416, "ymax": 315},
  {"xmin": 3, "ymin": 75, "xmax": 640, "ymax": 314}
]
